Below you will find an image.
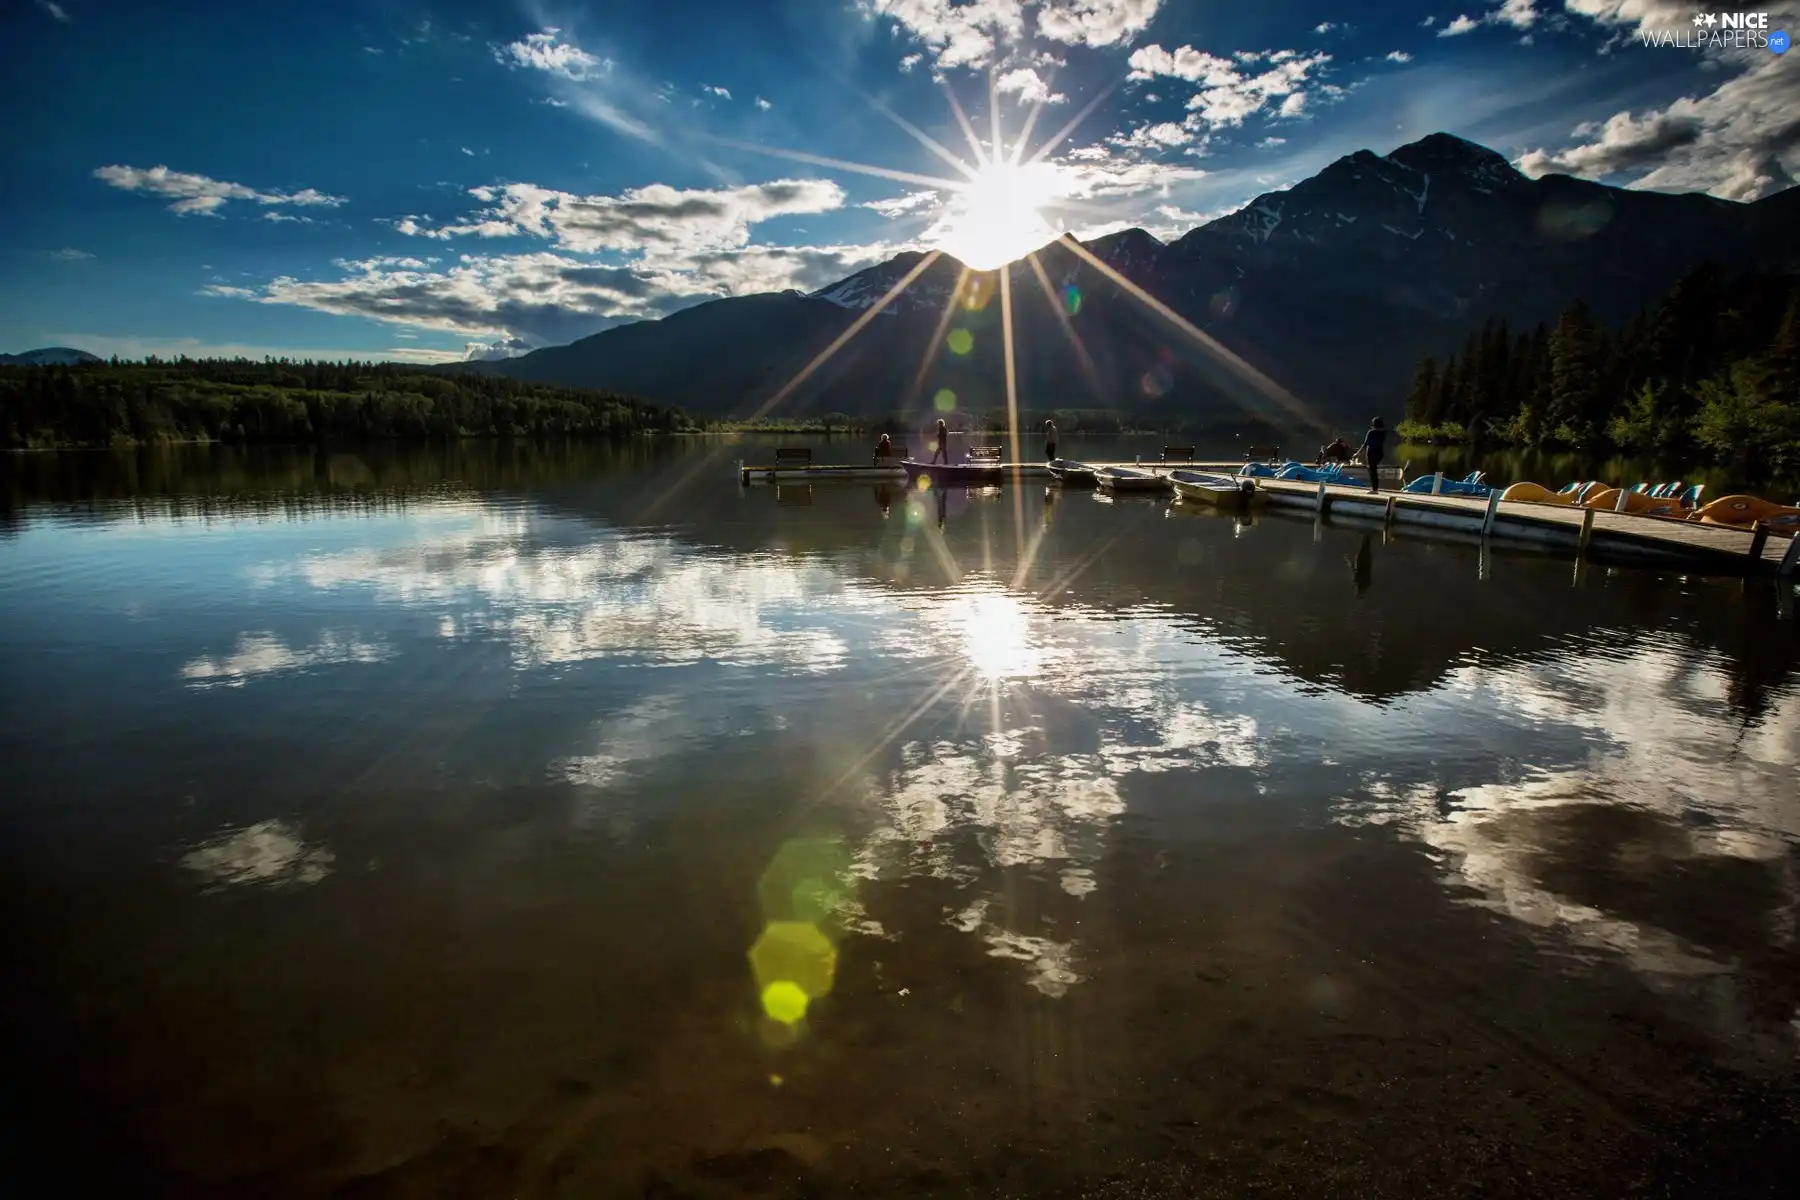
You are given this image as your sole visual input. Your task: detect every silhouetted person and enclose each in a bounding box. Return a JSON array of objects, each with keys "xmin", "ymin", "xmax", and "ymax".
[
  {"xmin": 931, "ymin": 419, "xmax": 950, "ymax": 465},
  {"xmin": 1350, "ymin": 533, "xmax": 1372, "ymax": 597},
  {"xmin": 1357, "ymin": 417, "xmax": 1388, "ymax": 493},
  {"xmin": 1044, "ymin": 419, "xmax": 1058, "ymax": 462},
  {"xmin": 874, "ymin": 432, "xmax": 893, "ymax": 464},
  {"xmin": 1316, "ymin": 437, "xmax": 1351, "ymax": 466}
]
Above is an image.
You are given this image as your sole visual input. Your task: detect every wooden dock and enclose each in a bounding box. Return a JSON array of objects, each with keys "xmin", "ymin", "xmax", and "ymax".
[
  {"xmin": 737, "ymin": 459, "xmax": 1245, "ymax": 485},
  {"xmin": 1252, "ymin": 478, "xmax": 1798, "ymax": 576}
]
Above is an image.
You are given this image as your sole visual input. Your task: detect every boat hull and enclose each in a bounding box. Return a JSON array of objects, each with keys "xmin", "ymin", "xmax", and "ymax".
[
  {"xmin": 1170, "ymin": 472, "xmax": 1265, "ymax": 508},
  {"xmin": 1047, "ymin": 459, "xmax": 1098, "ymax": 487},
  {"xmin": 1096, "ymin": 467, "xmax": 1169, "ymax": 494}
]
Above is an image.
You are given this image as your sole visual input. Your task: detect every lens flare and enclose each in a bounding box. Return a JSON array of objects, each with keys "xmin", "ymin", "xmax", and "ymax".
[{"xmin": 947, "ymin": 328, "xmax": 974, "ymax": 355}]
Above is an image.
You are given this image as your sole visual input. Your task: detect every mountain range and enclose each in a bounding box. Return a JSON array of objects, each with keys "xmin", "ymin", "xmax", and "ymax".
[{"xmin": 486, "ymin": 132, "xmax": 1799, "ymax": 433}]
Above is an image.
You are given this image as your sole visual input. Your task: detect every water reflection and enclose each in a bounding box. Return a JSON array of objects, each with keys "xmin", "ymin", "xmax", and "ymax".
[
  {"xmin": 180, "ymin": 631, "xmax": 391, "ymax": 688},
  {"xmin": 180, "ymin": 820, "xmax": 335, "ymax": 890},
  {"xmin": 5, "ymin": 444, "xmax": 1800, "ymax": 1194}
]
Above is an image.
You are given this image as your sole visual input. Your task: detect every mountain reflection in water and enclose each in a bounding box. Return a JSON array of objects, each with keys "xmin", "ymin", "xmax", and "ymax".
[{"xmin": 0, "ymin": 441, "xmax": 1795, "ymax": 1197}]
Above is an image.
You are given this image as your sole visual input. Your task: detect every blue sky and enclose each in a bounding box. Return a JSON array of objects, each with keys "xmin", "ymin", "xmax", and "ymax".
[{"xmin": 2, "ymin": 0, "xmax": 1794, "ymax": 362}]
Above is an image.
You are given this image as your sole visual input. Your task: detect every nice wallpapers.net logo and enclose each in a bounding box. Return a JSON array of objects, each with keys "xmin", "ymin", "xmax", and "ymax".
[{"xmin": 1639, "ymin": 12, "xmax": 1790, "ymax": 52}]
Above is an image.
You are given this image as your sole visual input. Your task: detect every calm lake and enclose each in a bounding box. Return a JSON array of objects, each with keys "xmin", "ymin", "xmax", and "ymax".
[{"xmin": 2, "ymin": 438, "xmax": 1797, "ymax": 1198}]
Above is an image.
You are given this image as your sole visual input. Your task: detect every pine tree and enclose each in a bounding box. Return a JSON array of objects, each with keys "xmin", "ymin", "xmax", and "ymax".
[
  {"xmin": 1404, "ymin": 354, "xmax": 1439, "ymax": 425},
  {"xmin": 1548, "ymin": 300, "xmax": 1600, "ymax": 444}
]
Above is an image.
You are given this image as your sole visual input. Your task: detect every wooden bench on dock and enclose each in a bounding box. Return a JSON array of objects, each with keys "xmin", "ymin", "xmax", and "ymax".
[
  {"xmin": 774, "ymin": 447, "xmax": 812, "ymax": 470},
  {"xmin": 967, "ymin": 445, "xmax": 1003, "ymax": 463},
  {"xmin": 1162, "ymin": 445, "xmax": 1196, "ymax": 464},
  {"xmin": 1246, "ymin": 444, "xmax": 1281, "ymax": 463}
]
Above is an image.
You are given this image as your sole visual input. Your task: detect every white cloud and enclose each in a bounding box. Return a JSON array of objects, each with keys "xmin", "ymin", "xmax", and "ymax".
[
  {"xmin": 1561, "ymin": 0, "xmax": 1692, "ymax": 35},
  {"xmin": 1256, "ymin": 136, "xmax": 1286, "ymax": 147},
  {"xmin": 1420, "ymin": 14, "xmax": 1435, "ymax": 25},
  {"xmin": 860, "ymin": 0, "xmax": 1024, "ymax": 69},
  {"xmin": 995, "ymin": 66, "xmax": 1067, "ymax": 105},
  {"xmin": 1058, "ymin": 150, "xmax": 1209, "ymax": 198},
  {"xmin": 210, "ymin": 239, "xmax": 906, "ymax": 349},
  {"xmin": 495, "ymin": 28, "xmax": 607, "ymax": 81},
  {"xmin": 1490, "ymin": 0, "xmax": 1538, "ymax": 28},
  {"xmin": 1107, "ymin": 121, "xmax": 1193, "ymax": 150},
  {"xmin": 1516, "ymin": 9, "xmax": 1800, "ymax": 201},
  {"xmin": 93, "ymin": 165, "xmax": 347, "ymax": 215},
  {"xmin": 898, "ymin": 52, "xmax": 924, "ymax": 71},
  {"xmin": 755, "ymin": 96, "xmax": 773, "ymax": 110},
  {"xmin": 261, "ymin": 212, "xmax": 315, "ymax": 224},
  {"xmin": 1313, "ymin": 21, "xmax": 1336, "ymax": 33},
  {"xmin": 1130, "ymin": 44, "xmax": 1332, "ymax": 129},
  {"xmin": 363, "ymin": 45, "xmax": 382, "ymax": 55},
  {"xmin": 862, "ymin": 0, "xmax": 1160, "ymax": 71},
  {"xmin": 38, "ymin": 0, "xmax": 71, "ymax": 21},
  {"xmin": 1034, "ymin": 0, "xmax": 1162, "ymax": 49},
  {"xmin": 1438, "ymin": 15, "xmax": 1480, "ymax": 36},
  {"xmin": 393, "ymin": 177, "xmax": 846, "ymax": 259},
  {"xmin": 702, "ymin": 83, "xmax": 732, "ymax": 99},
  {"xmin": 862, "ymin": 189, "xmax": 942, "ymax": 217},
  {"xmin": 1386, "ymin": 49, "xmax": 1414, "ymax": 62},
  {"xmin": 49, "ymin": 247, "xmax": 94, "ymax": 260}
]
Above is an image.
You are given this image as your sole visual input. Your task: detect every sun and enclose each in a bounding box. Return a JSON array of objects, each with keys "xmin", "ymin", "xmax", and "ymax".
[{"xmin": 929, "ymin": 160, "xmax": 1069, "ymax": 271}]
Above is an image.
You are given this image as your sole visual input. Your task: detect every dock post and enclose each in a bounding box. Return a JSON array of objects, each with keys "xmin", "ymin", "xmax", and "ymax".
[
  {"xmin": 1478, "ymin": 541, "xmax": 1491, "ymax": 582},
  {"xmin": 1315, "ymin": 480, "xmax": 1329, "ymax": 516},
  {"xmin": 1778, "ymin": 532, "xmax": 1800, "ymax": 578},
  {"xmin": 1748, "ymin": 523, "xmax": 1770, "ymax": 565},
  {"xmin": 1480, "ymin": 490, "xmax": 1502, "ymax": 540},
  {"xmin": 1576, "ymin": 507, "xmax": 1596, "ymax": 560},
  {"xmin": 1383, "ymin": 494, "xmax": 1397, "ymax": 529},
  {"xmin": 1431, "ymin": 472, "xmax": 1443, "ymax": 496}
]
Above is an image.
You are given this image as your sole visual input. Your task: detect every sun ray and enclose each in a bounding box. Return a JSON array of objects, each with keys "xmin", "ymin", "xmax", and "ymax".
[
  {"xmin": 758, "ymin": 250, "xmax": 943, "ymax": 417},
  {"xmin": 1057, "ymin": 236, "xmax": 1326, "ymax": 432},
  {"xmin": 701, "ymin": 135, "xmax": 964, "ymax": 192},
  {"xmin": 987, "ymin": 68, "xmax": 1005, "ymax": 165},
  {"xmin": 1009, "ymin": 65, "xmax": 1062, "ymax": 168},
  {"xmin": 1024, "ymin": 251, "xmax": 1105, "ymax": 404},
  {"xmin": 906, "ymin": 265, "xmax": 972, "ymax": 410},
  {"xmin": 837, "ymin": 74, "xmax": 984, "ymax": 182},
  {"xmin": 1025, "ymin": 80, "xmax": 1118, "ymax": 166},
  {"xmin": 942, "ymin": 85, "xmax": 990, "ymax": 170},
  {"xmin": 635, "ymin": 251, "xmax": 942, "ymax": 522},
  {"xmin": 998, "ymin": 266, "xmax": 1028, "ymax": 561}
]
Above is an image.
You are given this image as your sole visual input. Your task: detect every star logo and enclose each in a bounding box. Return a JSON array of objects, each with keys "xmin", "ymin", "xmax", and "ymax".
[
  {"xmin": 1693, "ymin": 12, "xmax": 1706, "ymax": 24},
  {"xmin": 1704, "ymin": 12, "xmax": 1718, "ymax": 24}
]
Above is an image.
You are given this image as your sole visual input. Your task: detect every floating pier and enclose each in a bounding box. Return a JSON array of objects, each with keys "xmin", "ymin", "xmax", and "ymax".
[{"xmin": 1252, "ymin": 478, "xmax": 1797, "ymax": 576}]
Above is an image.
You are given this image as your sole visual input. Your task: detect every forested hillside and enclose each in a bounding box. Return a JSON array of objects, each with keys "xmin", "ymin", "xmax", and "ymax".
[
  {"xmin": 1402, "ymin": 265, "xmax": 1800, "ymax": 476},
  {"xmin": 0, "ymin": 358, "xmax": 694, "ymax": 448}
]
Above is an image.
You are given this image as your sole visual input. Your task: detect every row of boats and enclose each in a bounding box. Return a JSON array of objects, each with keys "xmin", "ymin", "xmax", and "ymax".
[
  {"xmin": 898, "ymin": 457, "xmax": 1800, "ymax": 532},
  {"xmin": 1497, "ymin": 480, "xmax": 1800, "ymax": 532},
  {"xmin": 901, "ymin": 457, "xmax": 1263, "ymax": 508}
]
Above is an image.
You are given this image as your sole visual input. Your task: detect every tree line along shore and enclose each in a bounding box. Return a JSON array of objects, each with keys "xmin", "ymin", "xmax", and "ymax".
[{"xmin": 1400, "ymin": 264, "xmax": 1799, "ymax": 479}]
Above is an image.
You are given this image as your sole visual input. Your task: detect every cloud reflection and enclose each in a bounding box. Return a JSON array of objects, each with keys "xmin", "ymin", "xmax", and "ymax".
[
  {"xmin": 180, "ymin": 820, "xmax": 335, "ymax": 890},
  {"xmin": 180, "ymin": 632, "xmax": 391, "ymax": 688}
]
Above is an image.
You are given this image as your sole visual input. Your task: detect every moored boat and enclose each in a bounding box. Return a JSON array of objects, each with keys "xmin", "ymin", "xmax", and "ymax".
[
  {"xmin": 1047, "ymin": 458, "xmax": 1099, "ymax": 487},
  {"xmin": 1095, "ymin": 465, "xmax": 1169, "ymax": 494},
  {"xmin": 1170, "ymin": 470, "xmax": 1265, "ymax": 508},
  {"xmin": 902, "ymin": 459, "xmax": 1005, "ymax": 488}
]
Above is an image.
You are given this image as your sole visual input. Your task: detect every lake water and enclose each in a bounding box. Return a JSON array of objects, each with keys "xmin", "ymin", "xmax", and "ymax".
[{"xmin": 3, "ymin": 439, "xmax": 1798, "ymax": 1198}]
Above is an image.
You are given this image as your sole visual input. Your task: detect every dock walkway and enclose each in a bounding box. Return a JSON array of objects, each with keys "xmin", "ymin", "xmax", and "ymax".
[{"xmin": 1251, "ymin": 478, "xmax": 1796, "ymax": 575}]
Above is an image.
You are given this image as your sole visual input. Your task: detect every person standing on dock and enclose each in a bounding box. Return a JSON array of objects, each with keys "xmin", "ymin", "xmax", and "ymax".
[
  {"xmin": 931, "ymin": 418, "xmax": 950, "ymax": 465},
  {"xmin": 1357, "ymin": 418, "xmax": 1388, "ymax": 493},
  {"xmin": 873, "ymin": 432, "xmax": 893, "ymax": 464},
  {"xmin": 1044, "ymin": 419, "xmax": 1058, "ymax": 463}
]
